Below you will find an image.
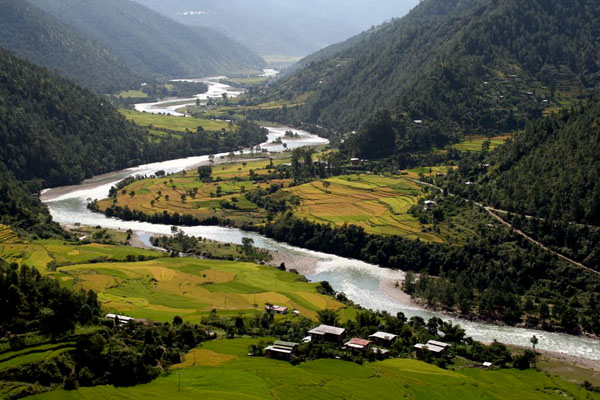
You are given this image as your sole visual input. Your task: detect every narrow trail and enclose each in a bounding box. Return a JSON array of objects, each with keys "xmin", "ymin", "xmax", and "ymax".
[{"xmin": 410, "ymin": 179, "xmax": 599, "ymax": 276}]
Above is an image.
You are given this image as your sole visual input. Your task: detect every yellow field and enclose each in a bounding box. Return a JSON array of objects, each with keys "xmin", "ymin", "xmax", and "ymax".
[
  {"xmin": 287, "ymin": 174, "xmax": 443, "ymax": 241},
  {"xmin": 96, "ymin": 159, "xmax": 293, "ymax": 226},
  {"xmin": 59, "ymin": 257, "xmax": 345, "ymax": 322},
  {"xmin": 0, "ymin": 225, "xmax": 20, "ymax": 244}
]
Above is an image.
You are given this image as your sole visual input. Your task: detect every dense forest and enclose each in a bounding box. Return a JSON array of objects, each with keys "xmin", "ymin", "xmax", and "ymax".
[
  {"xmin": 0, "ymin": 49, "xmax": 267, "ymax": 188},
  {"xmin": 446, "ymin": 102, "xmax": 600, "ymax": 225},
  {"xmin": 26, "ymin": 0, "xmax": 266, "ymax": 79},
  {"xmin": 265, "ymin": 0, "xmax": 600, "ymax": 141},
  {"xmin": 0, "ymin": 0, "xmax": 141, "ymax": 94},
  {"xmin": 0, "ymin": 165, "xmax": 64, "ymax": 239}
]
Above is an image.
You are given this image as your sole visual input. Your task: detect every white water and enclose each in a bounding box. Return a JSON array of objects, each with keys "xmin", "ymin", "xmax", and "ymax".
[{"xmin": 41, "ymin": 78, "xmax": 600, "ymax": 362}]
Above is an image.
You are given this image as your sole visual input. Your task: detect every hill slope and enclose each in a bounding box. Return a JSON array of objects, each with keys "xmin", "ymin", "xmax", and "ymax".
[
  {"xmin": 449, "ymin": 102, "xmax": 600, "ymax": 226},
  {"xmin": 0, "ymin": 0, "xmax": 141, "ymax": 94},
  {"xmin": 0, "ymin": 48, "xmax": 156, "ymax": 187},
  {"xmin": 26, "ymin": 0, "xmax": 266, "ymax": 78},
  {"xmin": 273, "ymin": 0, "xmax": 600, "ymax": 138}
]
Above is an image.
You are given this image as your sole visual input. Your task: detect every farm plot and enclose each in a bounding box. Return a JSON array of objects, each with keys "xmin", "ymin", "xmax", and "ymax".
[
  {"xmin": 288, "ymin": 174, "xmax": 442, "ymax": 241},
  {"xmin": 59, "ymin": 257, "xmax": 344, "ymax": 323}
]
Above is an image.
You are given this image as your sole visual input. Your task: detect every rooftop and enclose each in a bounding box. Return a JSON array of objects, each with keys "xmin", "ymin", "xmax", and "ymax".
[
  {"xmin": 414, "ymin": 343, "xmax": 446, "ymax": 353},
  {"xmin": 427, "ymin": 340, "xmax": 451, "ymax": 348},
  {"xmin": 264, "ymin": 345, "xmax": 293, "ymax": 354},
  {"xmin": 345, "ymin": 338, "xmax": 372, "ymax": 347},
  {"xmin": 369, "ymin": 332, "xmax": 398, "ymax": 341},
  {"xmin": 308, "ymin": 325, "xmax": 346, "ymax": 336}
]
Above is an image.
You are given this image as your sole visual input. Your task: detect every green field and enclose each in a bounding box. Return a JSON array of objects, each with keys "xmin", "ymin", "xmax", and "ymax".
[
  {"xmin": 119, "ymin": 109, "xmax": 231, "ymax": 132},
  {"xmin": 28, "ymin": 338, "xmax": 598, "ymax": 400},
  {"xmin": 0, "ymin": 343, "xmax": 75, "ymax": 371},
  {"xmin": 57, "ymin": 257, "xmax": 343, "ymax": 323},
  {"xmin": 451, "ymin": 134, "xmax": 512, "ymax": 152},
  {"xmin": 116, "ymin": 90, "xmax": 149, "ymax": 99},
  {"xmin": 95, "ymin": 158, "xmax": 292, "ymax": 227}
]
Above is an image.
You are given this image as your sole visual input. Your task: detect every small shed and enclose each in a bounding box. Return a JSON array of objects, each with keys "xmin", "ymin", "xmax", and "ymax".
[
  {"xmin": 265, "ymin": 341, "xmax": 299, "ymax": 361},
  {"xmin": 265, "ymin": 305, "xmax": 289, "ymax": 315},
  {"xmin": 350, "ymin": 158, "xmax": 360, "ymax": 165},
  {"xmin": 424, "ymin": 200, "xmax": 437, "ymax": 210},
  {"xmin": 308, "ymin": 325, "xmax": 346, "ymax": 343},
  {"xmin": 368, "ymin": 331, "xmax": 398, "ymax": 347},
  {"xmin": 105, "ymin": 313, "xmax": 134, "ymax": 326}
]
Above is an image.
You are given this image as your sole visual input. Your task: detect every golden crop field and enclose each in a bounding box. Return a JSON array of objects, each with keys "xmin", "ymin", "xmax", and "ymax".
[
  {"xmin": 60, "ymin": 257, "xmax": 344, "ymax": 322},
  {"xmin": 286, "ymin": 174, "xmax": 444, "ymax": 241}
]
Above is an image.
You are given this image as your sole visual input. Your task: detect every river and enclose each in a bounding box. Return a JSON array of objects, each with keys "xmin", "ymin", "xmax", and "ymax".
[{"xmin": 41, "ymin": 77, "xmax": 600, "ymax": 362}]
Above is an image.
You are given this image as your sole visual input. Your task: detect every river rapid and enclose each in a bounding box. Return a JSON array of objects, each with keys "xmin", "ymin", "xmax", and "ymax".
[{"xmin": 41, "ymin": 78, "xmax": 600, "ymax": 362}]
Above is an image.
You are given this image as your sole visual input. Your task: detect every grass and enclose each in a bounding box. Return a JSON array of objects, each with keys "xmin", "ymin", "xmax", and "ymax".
[
  {"xmin": 119, "ymin": 109, "xmax": 231, "ymax": 132},
  {"xmin": 451, "ymin": 134, "xmax": 512, "ymax": 152},
  {"xmin": 0, "ymin": 240, "xmax": 160, "ymax": 272},
  {"xmin": 58, "ymin": 257, "xmax": 344, "ymax": 323},
  {"xmin": 29, "ymin": 338, "xmax": 599, "ymax": 400},
  {"xmin": 0, "ymin": 342, "xmax": 75, "ymax": 371},
  {"xmin": 116, "ymin": 90, "xmax": 149, "ymax": 99}
]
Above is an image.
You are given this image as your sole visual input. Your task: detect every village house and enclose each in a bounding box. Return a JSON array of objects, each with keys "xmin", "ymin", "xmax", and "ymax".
[
  {"xmin": 414, "ymin": 340, "xmax": 451, "ymax": 358},
  {"xmin": 265, "ymin": 305, "xmax": 289, "ymax": 315},
  {"xmin": 424, "ymin": 200, "xmax": 437, "ymax": 210},
  {"xmin": 308, "ymin": 325, "xmax": 346, "ymax": 343},
  {"xmin": 350, "ymin": 157, "xmax": 360, "ymax": 165},
  {"xmin": 343, "ymin": 338, "xmax": 372, "ymax": 354},
  {"xmin": 368, "ymin": 331, "xmax": 398, "ymax": 347},
  {"xmin": 264, "ymin": 341, "xmax": 299, "ymax": 361}
]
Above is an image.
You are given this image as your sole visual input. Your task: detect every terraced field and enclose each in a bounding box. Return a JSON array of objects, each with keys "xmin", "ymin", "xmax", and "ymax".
[
  {"xmin": 0, "ymin": 240, "xmax": 160, "ymax": 276},
  {"xmin": 287, "ymin": 175, "xmax": 442, "ymax": 241},
  {"xmin": 450, "ymin": 134, "xmax": 512, "ymax": 152},
  {"xmin": 0, "ymin": 225, "xmax": 20, "ymax": 244},
  {"xmin": 30, "ymin": 338, "xmax": 597, "ymax": 400},
  {"xmin": 0, "ymin": 343, "xmax": 75, "ymax": 372},
  {"xmin": 59, "ymin": 257, "xmax": 344, "ymax": 323},
  {"xmin": 119, "ymin": 109, "xmax": 231, "ymax": 132},
  {"xmin": 95, "ymin": 159, "xmax": 291, "ymax": 226}
]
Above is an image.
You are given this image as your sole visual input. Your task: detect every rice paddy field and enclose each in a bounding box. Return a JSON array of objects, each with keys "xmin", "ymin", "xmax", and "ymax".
[
  {"xmin": 0, "ymin": 342, "xmax": 76, "ymax": 372},
  {"xmin": 95, "ymin": 159, "xmax": 291, "ymax": 227},
  {"xmin": 28, "ymin": 338, "xmax": 598, "ymax": 400},
  {"xmin": 119, "ymin": 109, "xmax": 231, "ymax": 132},
  {"xmin": 287, "ymin": 174, "xmax": 481, "ymax": 243},
  {"xmin": 450, "ymin": 134, "xmax": 512, "ymax": 152},
  {"xmin": 58, "ymin": 257, "xmax": 344, "ymax": 322}
]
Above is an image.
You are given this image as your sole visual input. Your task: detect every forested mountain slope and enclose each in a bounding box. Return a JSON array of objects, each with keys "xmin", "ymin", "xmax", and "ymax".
[
  {"xmin": 0, "ymin": 164, "xmax": 64, "ymax": 239},
  {"xmin": 273, "ymin": 0, "xmax": 600, "ymax": 139},
  {"xmin": 448, "ymin": 102, "xmax": 600, "ymax": 226},
  {"xmin": 26, "ymin": 0, "xmax": 266, "ymax": 78},
  {"xmin": 0, "ymin": 48, "xmax": 156, "ymax": 187},
  {"xmin": 0, "ymin": 0, "xmax": 141, "ymax": 94}
]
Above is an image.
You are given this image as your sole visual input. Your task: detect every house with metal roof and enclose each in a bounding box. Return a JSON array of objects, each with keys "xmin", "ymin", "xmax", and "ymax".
[
  {"xmin": 344, "ymin": 338, "xmax": 372, "ymax": 353},
  {"xmin": 264, "ymin": 341, "xmax": 299, "ymax": 361},
  {"xmin": 308, "ymin": 325, "xmax": 346, "ymax": 343},
  {"xmin": 368, "ymin": 331, "xmax": 398, "ymax": 347}
]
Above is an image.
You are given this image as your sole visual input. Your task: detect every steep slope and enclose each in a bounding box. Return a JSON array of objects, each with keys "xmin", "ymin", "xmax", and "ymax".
[
  {"xmin": 0, "ymin": 48, "xmax": 153, "ymax": 187},
  {"xmin": 0, "ymin": 164, "xmax": 64, "ymax": 238},
  {"xmin": 0, "ymin": 0, "xmax": 141, "ymax": 94},
  {"xmin": 26, "ymin": 0, "xmax": 266, "ymax": 78},
  {"xmin": 273, "ymin": 0, "xmax": 600, "ymax": 138},
  {"xmin": 450, "ymin": 102, "xmax": 600, "ymax": 226}
]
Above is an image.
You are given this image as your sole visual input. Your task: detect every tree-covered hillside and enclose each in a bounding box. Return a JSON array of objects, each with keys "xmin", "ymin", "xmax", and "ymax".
[
  {"xmin": 448, "ymin": 102, "xmax": 600, "ymax": 226},
  {"xmin": 271, "ymin": 0, "xmax": 600, "ymax": 140},
  {"xmin": 0, "ymin": 48, "xmax": 154, "ymax": 187},
  {"xmin": 26, "ymin": 0, "xmax": 266, "ymax": 79},
  {"xmin": 0, "ymin": 0, "xmax": 141, "ymax": 94},
  {"xmin": 0, "ymin": 165, "xmax": 64, "ymax": 239}
]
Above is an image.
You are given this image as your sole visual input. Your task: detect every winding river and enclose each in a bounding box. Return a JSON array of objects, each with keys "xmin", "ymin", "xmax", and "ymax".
[{"xmin": 41, "ymin": 78, "xmax": 600, "ymax": 362}]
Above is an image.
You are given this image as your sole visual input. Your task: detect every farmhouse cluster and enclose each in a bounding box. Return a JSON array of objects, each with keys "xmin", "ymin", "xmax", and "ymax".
[{"xmin": 263, "ymin": 324, "xmax": 451, "ymax": 362}]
